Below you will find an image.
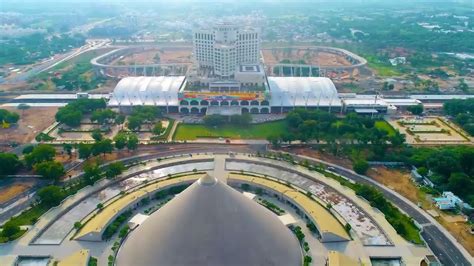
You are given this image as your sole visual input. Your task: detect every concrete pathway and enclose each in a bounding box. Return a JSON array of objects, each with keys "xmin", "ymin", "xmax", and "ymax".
[
  {"xmin": 167, "ymin": 120, "xmax": 179, "ymax": 142},
  {"xmin": 212, "ymin": 155, "xmax": 227, "ymax": 183}
]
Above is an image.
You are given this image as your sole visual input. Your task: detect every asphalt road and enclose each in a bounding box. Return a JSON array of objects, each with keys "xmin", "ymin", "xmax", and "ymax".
[
  {"xmin": 290, "ymin": 153, "xmax": 471, "ymax": 266},
  {"xmin": 0, "ymin": 144, "xmax": 264, "ymax": 225},
  {"xmin": 1, "ymin": 143, "xmax": 470, "ymax": 265}
]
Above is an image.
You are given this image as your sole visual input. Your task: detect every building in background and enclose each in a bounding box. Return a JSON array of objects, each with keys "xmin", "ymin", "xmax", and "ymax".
[{"xmin": 193, "ymin": 22, "xmax": 260, "ymax": 78}]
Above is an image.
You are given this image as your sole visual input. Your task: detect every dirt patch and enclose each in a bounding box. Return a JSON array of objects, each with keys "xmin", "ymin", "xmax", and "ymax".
[
  {"xmin": 0, "ymin": 182, "xmax": 34, "ymax": 204},
  {"xmin": 367, "ymin": 166, "xmax": 422, "ymax": 204},
  {"xmin": 280, "ymin": 147, "xmax": 353, "ymax": 169},
  {"xmin": 0, "ymin": 107, "xmax": 58, "ymax": 149},
  {"xmin": 262, "ymin": 48, "xmax": 352, "ymax": 66},
  {"xmin": 367, "ymin": 166, "xmax": 474, "ymax": 256},
  {"xmin": 437, "ymin": 216, "xmax": 474, "ymax": 256},
  {"xmin": 111, "ymin": 48, "xmax": 192, "ymax": 65}
]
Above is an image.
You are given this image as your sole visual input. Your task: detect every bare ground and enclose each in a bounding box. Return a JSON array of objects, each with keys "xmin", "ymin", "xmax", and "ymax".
[
  {"xmin": 0, "ymin": 182, "xmax": 34, "ymax": 204},
  {"xmin": 262, "ymin": 48, "xmax": 352, "ymax": 67},
  {"xmin": 112, "ymin": 48, "xmax": 192, "ymax": 65},
  {"xmin": 367, "ymin": 166, "xmax": 474, "ymax": 256},
  {"xmin": 0, "ymin": 107, "xmax": 58, "ymax": 149}
]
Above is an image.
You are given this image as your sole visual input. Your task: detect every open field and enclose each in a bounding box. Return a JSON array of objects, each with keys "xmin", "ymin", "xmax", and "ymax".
[
  {"xmin": 0, "ymin": 107, "xmax": 58, "ymax": 149},
  {"xmin": 111, "ymin": 48, "xmax": 192, "ymax": 65},
  {"xmin": 363, "ymin": 54, "xmax": 403, "ymax": 77},
  {"xmin": 0, "ymin": 182, "xmax": 34, "ymax": 205},
  {"xmin": 173, "ymin": 120, "xmax": 286, "ymax": 140},
  {"xmin": 262, "ymin": 48, "xmax": 352, "ymax": 66},
  {"xmin": 367, "ymin": 167, "xmax": 425, "ymax": 206},
  {"xmin": 367, "ymin": 166, "xmax": 474, "ymax": 255}
]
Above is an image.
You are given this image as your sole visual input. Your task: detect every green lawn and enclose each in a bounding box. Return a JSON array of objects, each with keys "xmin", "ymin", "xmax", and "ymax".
[
  {"xmin": 375, "ymin": 120, "xmax": 396, "ymax": 137},
  {"xmin": 173, "ymin": 120, "xmax": 287, "ymax": 140},
  {"xmin": 8, "ymin": 204, "xmax": 48, "ymax": 226},
  {"xmin": 364, "ymin": 54, "xmax": 403, "ymax": 77}
]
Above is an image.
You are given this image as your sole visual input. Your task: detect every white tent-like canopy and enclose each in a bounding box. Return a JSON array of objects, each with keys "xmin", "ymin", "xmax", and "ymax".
[
  {"xmin": 108, "ymin": 76, "xmax": 185, "ymax": 107},
  {"xmin": 268, "ymin": 77, "xmax": 342, "ymax": 108}
]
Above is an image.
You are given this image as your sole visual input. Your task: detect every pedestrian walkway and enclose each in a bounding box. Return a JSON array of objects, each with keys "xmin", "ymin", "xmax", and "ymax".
[
  {"xmin": 212, "ymin": 155, "xmax": 227, "ymax": 183},
  {"xmin": 167, "ymin": 120, "xmax": 179, "ymax": 141}
]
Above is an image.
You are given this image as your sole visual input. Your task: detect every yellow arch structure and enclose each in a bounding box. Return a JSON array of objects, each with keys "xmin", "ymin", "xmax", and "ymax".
[{"xmin": 229, "ymin": 174, "xmax": 350, "ymax": 242}]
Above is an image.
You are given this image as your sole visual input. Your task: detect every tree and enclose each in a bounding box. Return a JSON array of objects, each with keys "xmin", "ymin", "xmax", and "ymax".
[
  {"xmin": 417, "ymin": 167, "xmax": 428, "ymax": 177},
  {"xmin": 91, "ymin": 129, "xmax": 103, "ymax": 142},
  {"xmin": 38, "ymin": 185, "xmax": 65, "ymax": 207},
  {"xmin": 24, "ymin": 144, "xmax": 56, "ymax": 167},
  {"xmin": 281, "ymin": 132, "xmax": 296, "ymax": 144},
  {"xmin": 127, "ymin": 116, "xmax": 142, "ymax": 131},
  {"xmin": 127, "ymin": 134, "xmax": 139, "ymax": 151},
  {"xmin": 152, "ymin": 121, "xmax": 163, "ymax": 135},
  {"xmin": 113, "ymin": 133, "xmax": 128, "ymax": 150},
  {"xmin": 74, "ymin": 221, "xmax": 82, "ymax": 229},
  {"xmin": 267, "ymin": 135, "xmax": 280, "ymax": 147},
  {"xmin": 456, "ymin": 78, "xmax": 469, "ymax": 93},
  {"xmin": 106, "ymin": 162, "xmax": 125, "ymax": 179},
  {"xmin": 63, "ymin": 143, "xmax": 73, "ymax": 157},
  {"xmin": 407, "ymin": 104, "xmax": 424, "ymax": 115},
  {"xmin": 448, "ymin": 172, "xmax": 474, "ymax": 197},
  {"xmin": 389, "ymin": 131, "xmax": 406, "ymax": 147},
  {"xmin": 55, "ymin": 107, "xmax": 82, "ymax": 127},
  {"xmin": 91, "ymin": 109, "xmax": 116, "ymax": 125},
  {"xmin": 115, "ymin": 114, "xmax": 125, "ymax": 125},
  {"xmin": 353, "ymin": 159, "xmax": 369, "ymax": 175},
  {"xmin": 0, "ymin": 153, "xmax": 22, "ymax": 176},
  {"xmin": 22, "ymin": 145, "xmax": 34, "ymax": 155},
  {"xmin": 0, "ymin": 109, "xmax": 20, "ymax": 124},
  {"xmin": 83, "ymin": 162, "xmax": 101, "ymax": 185},
  {"xmin": 1, "ymin": 221, "xmax": 20, "ymax": 239},
  {"xmin": 55, "ymin": 99, "xmax": 107, "ymax": 127},
  {"xmin": 34, "ymin": 161, "xmax": 65, "ymax": 181},
  {"xmin": 92, "ymin": 139, "xmax": 113, "ymax": 156},
  {"xmin": 78, "ymin": 143, "xmax": 92, "ymax": 159},
  {"xmin": 17, "ymin": 103, "xmax": 30, "ymax": 115},
  {"xmin": 427, "ymin": 150, "xmax": 461, "ymax": 178},
  {"xmin": 203, "ymin": 114, "xmax": 225, "ymax": 127},
  {"xmin": 286, "ymin": 112, "xmax": 303, "ymax": 128}
]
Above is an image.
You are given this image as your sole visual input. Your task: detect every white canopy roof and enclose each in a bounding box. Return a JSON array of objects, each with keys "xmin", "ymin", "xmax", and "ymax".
[
  {"xmin": 108, "ymin": 76, "xmax": 185, "ymax": 107},
  {"xmin": 268, "ymin": 77, "xmax": 342, "ymax": 107}
]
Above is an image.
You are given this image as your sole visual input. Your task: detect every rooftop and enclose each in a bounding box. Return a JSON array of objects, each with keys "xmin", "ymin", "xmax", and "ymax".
[
  {"xmin": 229, "ymin": 174, "xmax": 350, "ymax": 242},
  {"xmin": 108, "ymin": 76, "xmax": 186, "ymax": 107},
  {"xmin": 116, "ymin": 175, "xmax": 302, "ymax": 266},
  {"xmin": 268, "ymin": 77, "xmax": 342, "ymax": 107},
  {"xmin": 76, "ymin": 175, "xmax": 201, "ymax": 240}
]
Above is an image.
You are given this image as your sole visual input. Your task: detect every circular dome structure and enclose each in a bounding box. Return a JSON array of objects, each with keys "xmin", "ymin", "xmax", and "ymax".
[{"xmin": 116, "ymin": 176, "xmax": 302, "ymax": 266}]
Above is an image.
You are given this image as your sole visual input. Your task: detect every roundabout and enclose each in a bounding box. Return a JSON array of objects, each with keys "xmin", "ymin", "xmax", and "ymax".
[{"xmin": 1, "ymin": 149, "xmax": 454, "ymax": 266}]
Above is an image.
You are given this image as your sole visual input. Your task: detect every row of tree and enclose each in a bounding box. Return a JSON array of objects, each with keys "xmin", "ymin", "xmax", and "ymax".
[
  {"xmin": 56, "ymin": 99, "xmax": 107, "ymax": 127},
  {"xmin": 77, "ymin": 132, "xmax": 139, "ymax": 160},
  {"xmin": 0, "ymin": 144, "xmax": 65, "ymax": 181},
  {"xmin": 409, "ymin": 146, "xmax": 474, "ymax": 206},
  {"xmin": 126, "ymin": 106, "xmax": 162, "ymax": 131},
  {"xmin": 444, "ymin": 98, "xmax": 474, "ymax": 135},
  {"xmin": 271, "ymin": 109, "xmax": 405, "ymax": 148}
]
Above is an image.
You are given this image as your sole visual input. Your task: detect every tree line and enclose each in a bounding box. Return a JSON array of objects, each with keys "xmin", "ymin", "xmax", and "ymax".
[{"xmin": 444, "ymin": 98, "xmax": 474, "ymax": 135}]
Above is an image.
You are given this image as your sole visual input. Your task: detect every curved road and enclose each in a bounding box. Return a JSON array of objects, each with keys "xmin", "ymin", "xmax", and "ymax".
[
  {"xmin": 285, "ymin": 151, "xmax": 472, "ymax": 266},
  {"xmin": 2, "ymin": 143, "xmax": 471, "ymax": 265},
  {"xmin": 0, "ymin": 144, "xmax": 263, "ymax": 225}
]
